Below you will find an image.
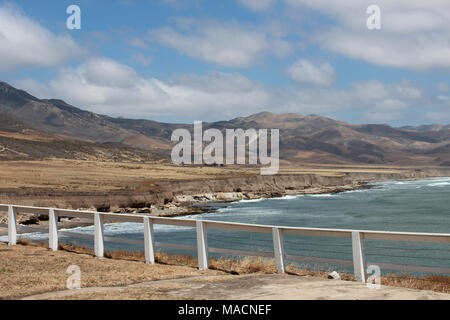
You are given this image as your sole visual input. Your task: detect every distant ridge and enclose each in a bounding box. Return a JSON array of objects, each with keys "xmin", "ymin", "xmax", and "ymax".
[{"xmin": 0, "ymin": 81, "xmax": 449, "ymax": 166}]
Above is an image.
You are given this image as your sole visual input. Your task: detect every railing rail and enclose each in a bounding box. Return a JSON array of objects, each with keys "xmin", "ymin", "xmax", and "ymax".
[{"xmin": 1, "ymin": 204, "xmax": 449, "ymax": 281}]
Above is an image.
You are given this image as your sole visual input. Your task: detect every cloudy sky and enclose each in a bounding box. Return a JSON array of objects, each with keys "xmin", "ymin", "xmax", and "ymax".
[{"xmin": 1, "ymin": 0, "xmax": 449, "ymax": 125}]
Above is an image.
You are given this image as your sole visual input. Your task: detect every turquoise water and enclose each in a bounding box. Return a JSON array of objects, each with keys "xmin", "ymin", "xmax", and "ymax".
[
  {"xmin": 201, "ymin": 178, "xmax": 450, "ymax": 233},
  {"xmin": 17, "ymin": 177, "xmax": 450, "ymax": 274}
]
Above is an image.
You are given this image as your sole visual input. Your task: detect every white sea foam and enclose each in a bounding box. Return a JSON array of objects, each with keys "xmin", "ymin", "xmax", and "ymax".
[
  {"xmin": 10, "ymin": 220, "xmax": 194, "ymax": 242},
  {"xmin": 14, "ymin": 232, "xmax": 49, "ymax": 241},
  {"xmin": 306, "ymin": 193, "xmax": 338, "ymax": 198},
  {"xmin": 427, "ymin": 182, "xmax": 450, "ymax": 187},
  {"xmin": 237, "ymin": 198, "xmax": 265, "ymax": 203},
  {"xmin": 280, "ymin": 195, "xmax": 301, "ymax": 200},
  {"xmin": 374, "ymin": 177, "xmax": 450, "ymax": 191}
]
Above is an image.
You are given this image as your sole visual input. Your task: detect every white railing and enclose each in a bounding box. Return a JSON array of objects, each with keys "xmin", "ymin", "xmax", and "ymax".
[{"xmin": 1, "ymin": 204, "xmax": 449, "ymax": 282}]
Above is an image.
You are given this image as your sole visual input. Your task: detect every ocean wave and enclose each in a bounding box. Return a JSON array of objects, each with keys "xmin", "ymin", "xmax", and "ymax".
[
  {"xmin": 306, "ymin": 193, "xmax": 338, "ymax": 198},
  {"xmin": 13, "ymin": 232, "xmax": 49, "ymax": 241},
  {"xmin": 427, "ymin": 182, "xmax": 450, "ymax": 187},
  {"xmin": 373, "ymin": 177, "xmax": 450, "ymax": 191},
  {"xmin": 18, "ymin": 221, "xmax": 193, "ymax": 242},
  {"xmin": 342, "ymin": 189, "xmax": 370, "ymax": 194},
  {"xmin": 237, "ymin": 198, "xmax": 265, "ymax": 203},
  {"xmin": 280, "ymin": 195, "xmax": 302, "ymax": 200}
]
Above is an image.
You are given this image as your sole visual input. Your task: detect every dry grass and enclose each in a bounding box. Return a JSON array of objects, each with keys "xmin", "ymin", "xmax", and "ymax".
[
  {"xmin": 0, "ymin": 131, "xmax": 55, "ymax": 142},
  {"xmin": 0, "ymin": 159, "xmax": 255, "ymax": 193},
  {"xmin": 0, "ymin": 241, "xmax": 222, "ymax": 300},
  {"xmin": 20, "ymin": 241, "xmax": 450, "ymax": 294},
  {"xmin": 0, "ymin": 159, "xmax": 423, "ymax": 193},
  {"xmin": 1, "ymin": 241, "xmax": 449, "ymax": 300},
  {"xmin": 59, "ymin": 243, "xmax": 276, "ymax": 275},
  {"xmin": 58, "ymin": 244, "xmax": 349, "ymax": 278},
  {"xmin": 381, "ymin": 274, "xmax": 450, "ymax": 293}
]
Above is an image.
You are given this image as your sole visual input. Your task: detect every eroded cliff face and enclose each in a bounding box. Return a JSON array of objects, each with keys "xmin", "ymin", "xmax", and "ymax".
[{"xmin": 1, "ymin": 168, "xmax": 449, "ymax": 214}]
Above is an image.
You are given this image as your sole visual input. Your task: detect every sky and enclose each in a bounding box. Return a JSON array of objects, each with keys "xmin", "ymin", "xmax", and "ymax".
[{"xmin": 0, "ymin": 0, "xmax": 449, "ymax": 125}]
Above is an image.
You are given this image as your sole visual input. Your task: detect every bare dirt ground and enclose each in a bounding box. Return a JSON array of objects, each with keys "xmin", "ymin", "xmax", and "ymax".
[
  {"xmin": 21, "ymin": 274, "xmax": 450, "ymax": 300},
  {"xmin": 1, "ymin": 243, "xmax": 449, "ymax": 300},
  {"xmin": 160, "ymin": 274, "xmax": 450, "ymax": 300}
]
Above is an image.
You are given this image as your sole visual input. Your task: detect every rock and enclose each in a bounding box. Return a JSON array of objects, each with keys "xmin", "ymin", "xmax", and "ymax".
[
  {"xmin": 96, "ymin": 205, "xmax": 110, "ymax": 212},
  {"xmin": 20, "ymin": 215, "xmax": 40, "ymax": 225},
  {"xmin": 270, "ymin": 192, "xmax": 284, "ymax": 198},
  {"xmin": 327, "ymin": 271, "xmax": 341, "ymax": 280},
  {"xmin": 37, "ymin": 214, "xmax": 49, "ymax": 221}
]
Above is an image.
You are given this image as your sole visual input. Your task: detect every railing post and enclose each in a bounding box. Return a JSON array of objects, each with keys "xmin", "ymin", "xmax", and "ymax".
[
  {"xmin": 94, "ymin": 212, "xmax": 104, "ymax": 258},
  {"xmin": 143, "ymin": 217, "xmax": 155, "ymax": 264},
  {"xmin": 8, "ymin": 206, "xmax": 17, "ymax": 246},
  {"xmin": 352, "ymin": 231, "xmax": 366, "ymax": 283},
  {"xmin": 48, "ymin": 208, "xmax": 58, "ymax": 251},
  {"xmin": 196, "ymin": 221, "xmax": 208, "ymax": 270},
  {"xmin": 272, "ymin": 227, "xmax": 286, "ymax": 273}
]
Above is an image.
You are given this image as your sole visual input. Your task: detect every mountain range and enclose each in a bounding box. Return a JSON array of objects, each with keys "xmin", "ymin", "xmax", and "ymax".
[{"xmin": 0, "ymin": 81, "xmax": 449, "ymax": 166}]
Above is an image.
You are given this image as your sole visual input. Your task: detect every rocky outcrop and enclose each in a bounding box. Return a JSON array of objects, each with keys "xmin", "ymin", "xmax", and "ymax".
[{"xmin": 1, "ymin": 168, "xmax": 450, "ymax": 217}]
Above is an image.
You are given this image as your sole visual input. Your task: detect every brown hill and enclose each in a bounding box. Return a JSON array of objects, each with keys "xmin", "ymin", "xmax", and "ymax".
[
  {"xmin": 0, "ymin": 105, "xmax": 165, "ymax": 162},
  {"xmin": 0, "ymin": 81, "xmax": 449, "ymax": 166}
]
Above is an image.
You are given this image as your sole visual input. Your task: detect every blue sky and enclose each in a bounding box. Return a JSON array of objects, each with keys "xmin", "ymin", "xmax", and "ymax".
[{"xmin": 0, "ymin": 0, "xmax": 449, "ymax": 125}]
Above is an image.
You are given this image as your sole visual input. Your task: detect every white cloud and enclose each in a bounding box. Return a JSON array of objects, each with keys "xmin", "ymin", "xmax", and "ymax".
[
  {"xmin": 16, "ymin": 58, "xmax": 271, "ymax": 120},
  {"xmin": 352, "ymin": 81, "xmax": 422, "ymax": 122},
  {"xmin": 316, "ymin": 28, "xmax": 450, "ymax": 70},
  {"xmin": 284, "ymin": 0, "xmax": 450, "ymax": 70},
  {"xmin": 127, "ymin": 37, "xmax": 148, "ymax": 49},
  {"xmin": 238, "ymin": 0, "xmax": 276, "ymax": 11},
  {"xmin": 149, "ymin": 18, "xmax": 292, "ymax": 67},
  {"xmin": 281, "ymin": 80, "xmax": 423, "ymax": 122},
  {"xmin": 16, "ymin": 57, "xmax": 426, "ymax": 123},
  {"xmin": 131, "ymin": 53, "xmax": 152, "ymax": 66},
  {"xmin": 287, "ymin": 59, "xmax": 335, "ymax": 86},
  {"xmin": 425, "ymin": 112, "xmax": 450, "ymax": 122},
  {"xmin": 0, "ymin": 4, "xmax": 83, "ymax": 70},
  {"xmin": 437, "ymin": 95, "xmax": 450, "ymax": 103},
  {"xmin": 437, "ymin": 82, "xmax": 449, "ymax": 93}
]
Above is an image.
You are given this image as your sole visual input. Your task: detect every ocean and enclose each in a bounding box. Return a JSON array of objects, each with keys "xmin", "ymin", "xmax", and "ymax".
[{"xmin": 15, "ymin": 177, "xmax": 450, "ymax": 275}]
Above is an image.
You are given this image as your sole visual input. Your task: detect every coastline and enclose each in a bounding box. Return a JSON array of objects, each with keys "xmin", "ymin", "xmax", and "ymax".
[
  {"xmin": 0, "ymin": 182, "xmax": 371, "ymax": 234},
  {"xmin": 1, "ymin": 168, "xmax": 450, "ymax": 231},
  {"xmin": 152, "ymin": 173, "xmax": 450, "ymax": 217},
  {"xmin": 2, "ymin": 175, "xmax": 448, "ymax": 297}
]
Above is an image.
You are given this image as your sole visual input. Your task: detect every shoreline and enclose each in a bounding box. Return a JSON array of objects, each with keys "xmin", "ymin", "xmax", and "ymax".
[
  {"xmin": 177, "ymin": 182, "xmax": 373, "ymax": 216},
  {"xmin": 0, "ymin": 182, "xmax": 371, "ymax": 235},
  {"xmin": 152, "ymin": 174, "xmax": 450, "ymax": 217},
  {"xmin": 1, "ymin": 172, "xmax": 450, "ymax": 232}
]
